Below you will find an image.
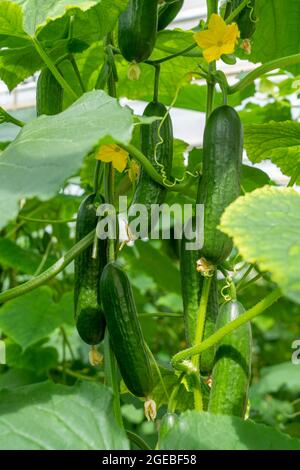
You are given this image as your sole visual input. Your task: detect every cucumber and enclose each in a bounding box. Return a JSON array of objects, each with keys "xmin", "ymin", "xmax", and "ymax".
[
  {"xmin": 158, "ymin": 0, "xmax": 184, "ymax": 31},
  {"xmin": 100, "ymin": 262, "xmax": 154, "ymax": 398},
  {"xmin": 36, "ymin": 68, "xmax": 63, "ymax": 116},
  {"xmin": 180, "ymin": 230, "xmax": 219, "ymax": 374},
  {"xmin": 118, "ymin": 0, "xmax": 158, "ymax": 63},
  {"xmin": 197, "ymin": 105, "xmax": 243, "ymax": 265},
  {"xmin": 208, "ymin": 300, "xmax": 252, "ymax": 417},
  {"xmin": 131, "ymin": 101, "xmax": 173, "ymax": 233},
  {"xmin": 74, "ymin": 194, "xmax": 106, "ymax": 345}
]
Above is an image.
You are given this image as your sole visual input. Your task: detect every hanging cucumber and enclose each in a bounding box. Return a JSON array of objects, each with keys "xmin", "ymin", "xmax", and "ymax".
[
  {"xmin": 208, "ymin": 300, "xmax": 252, "ymax": 417},
  {"xmin": 100, "ymin": 262, "xmax": 154, "ymax": 398},
  {"xmin": 158, "ymin": 0, "xmax": 184, "ymax": 31},
  {"xmin": 74, "ymin": 194, "xmax": 106, "ymax": 345},
  {"xmin": 180, "ymin": 231, "xmax": 219, "ymax": 374},
  {"xmin": 36, "ymin": 68, "xmax": 63, "ymax": 116},
  {"xmin": 118, "ymin": 0, "xmax": 158, "ymax": 63},
  {"xmin": 131, "ymin": 101, "xmax": 173, "ymax": 228},
  {"xmin": 197, "ymin": 105, "xmax": 243, "ymax": 265}
]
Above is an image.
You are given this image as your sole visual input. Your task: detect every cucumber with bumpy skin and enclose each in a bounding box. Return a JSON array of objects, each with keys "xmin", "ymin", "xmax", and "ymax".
[
  {"xmin": 131, "ymin": 101, "xmax": 173, "ymax": 226},
  {"xmin": 36, "ymin": 68, "xmax": 63, "ymax": 116},
  {"xmin": 74, "ymin": 194, "xmax": 106, "ymax": 345},
  {"xmin": 118, "ymin": 0, "xmax": 158, "ymax": 63},
  {"xmin": 197, "ymin": 105, "xmax": 243, "ymax": 265},
  {"xmin": 100, "ymin": 262, "xmax": 154, "ymax": 398},
  {"xmin": 208, "ymin": 300, "xmax": 252, "ymax": 417}
]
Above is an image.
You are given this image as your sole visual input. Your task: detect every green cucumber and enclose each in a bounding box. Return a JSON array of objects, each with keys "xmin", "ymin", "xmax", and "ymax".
[
  {"xmin": 131, "ymin": 101, "xmax": 173, "ymax": 231},
  {"xmin": 158, "ymin": 0, "xmax": 184, "ymax": 31},
  {"xmin": 100, "ymin": 262, "xmax": 154, "ymax": 398},
  {"xmin": 118, "ymin": 0, "xmax": 158, "ymax": 63},
  {"xmin": 180, "ymin": 230, "xmax": 219, "ymax": 374},
  {"xmin": 36, "ymin": 68, "xmax": 63, "ymax": 116},
  {"xmin": 208, "ymin": 300, "xmax": 252, "ymax": 417},
  {"xmin": 74, "ymin": 194, "xmax": 106, "ymax": 345},
  {"xmin": 197, "ymin": 105, "xmax": 243, "ymax": 265}
]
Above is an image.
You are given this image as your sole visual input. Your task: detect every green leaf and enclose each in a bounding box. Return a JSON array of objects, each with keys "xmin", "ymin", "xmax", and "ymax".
[
  {"xmin": 244, "ymin": 121, "xmax": 300, "ymax": 182},
  {"xmin": 0, "ymin": 0, "xmax": 29, "ymax": 45},
  {"xmin": 159, "ymin": 411, "xmax": 300, "ymax": 449},
  {"xmin": 12, "ymin": 0, "xmax": 126, "ymax": 37},
  {"xmin": 0, "ymin": 288, "xmax": 73, "ymax": 349},
  {"xmin": 155, "ymin": 29, "xmax": 201, "ymax": 57},
  {"xmin": 0, "ymin": 381, "xmax": 129, "ymax": 449},
  {"xmin": 0, "ymin": 90, "xmax": 134, "ymax": 229},
  {"xmin": 5, "ymin": 340, "xmax": 58, "ymax": 375},
  {"xmin": 250, "ymin": 0, "xmax": 300, "ymax": 75},
  {"xmin": 250, "ymin": 362, "xmax": 300, "ymax": 398},
  {"xmin": 220, "ymin": 186, "xmax": 300, "ymax": 304},
  {"xmin": 241, "ymin": 165, "xmax": 271, "ymax": 192},
  {"xmin": 0, "ymin": 238, "xmax": 55, "ymax": 275},
  {"xmin": 240, "ymin": 101, "xmax": 292, "ymax": 125}
]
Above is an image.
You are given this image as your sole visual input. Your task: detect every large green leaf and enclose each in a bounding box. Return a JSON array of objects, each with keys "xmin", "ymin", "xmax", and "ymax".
[
  {"xmin": 250, "ymin": 362, "xmax": 300, "ymax": 397},
  {"xmin": 251, "ymin": 0, "xmax": 300, "ymax": 75},
  {"xmin": 0, "ymin": 288, "xmax": 73, "ymax": 349},
  {"xmin": 0, "ymin": 238, "xmax": 55, "ymax": 274},
  {"xmin": 220, "ymin": 186, "xmax": 300, "ymax": 304},
  {"xmin": 0, "ymin": 91, "xmax": 133, "ymax": 229},
  {"xmin": 244, "ymin": 121, "xmax": 300, "ymax": 183},
  {"xmin": 12, "ymin": 0, "xmax": 127, "ymax": 36},
  {"xmin": 0, "ymin": 381, "xmax": 129, "ymax": 449},
  {"xmin": 159, "ymin": 411, "xmax": 300, "ymax": 450},
  {"xmin": 0, "ymin": 0, "xmax": 29, "ymax": 46}
]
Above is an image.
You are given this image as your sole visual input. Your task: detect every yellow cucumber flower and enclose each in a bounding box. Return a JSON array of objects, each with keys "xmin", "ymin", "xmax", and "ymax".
[
  {"xmin": 96, "ymin": 144, "xmax": 128, "ymax": 173},
  {"xmin": 194, "ymin": 14, "xmax": 240, "ymax": 63}
]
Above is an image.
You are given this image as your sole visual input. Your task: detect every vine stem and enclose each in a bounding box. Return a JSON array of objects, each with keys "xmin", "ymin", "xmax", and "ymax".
[
  {"xmin": 32, "ymin": 37, "xmax": 78, "ymax": 101},
  {"xmin": 228, "ymin": 53, "xmax": 300, "ymax": 95},
  {"xmin": 168, "ymin": 373, "xmax": 184, "ymax": 413},
  {"xmin": 0, "ymin": 107, "xmax": 25, "ymax": 127},
  {"xmin": 172, "ymin": 288, "xmax": 282, "ymax": 366},
  {"xmin": 145, "ymin": 43, "xmax": 200, "ymax": 65},
  {"xmin": 126, "ymin": 430, "xmax": 151, "ymax": 451},
  {"xmin": 117, "ymin": 142, "xmax": 195, "ymax": 197},
  {"xmin": 0, "ymin": 229, "xmax": 95, "ymax": 304},
  {"xmin": 192, "ymin": 276, "xmax": 212, "ymax": 370},
  {"xmin": 225, "ymin": 0, "xmax": 249, "ymax": 24}
]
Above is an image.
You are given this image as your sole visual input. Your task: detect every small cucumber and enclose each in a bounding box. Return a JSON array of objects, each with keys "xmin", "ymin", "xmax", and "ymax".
[
  {"xmin": 131, "ymin": 101, "xmax": 173, "ymax": 223},
  {"xmin": 118, "ymin": 0, "xmax": 158, "ymax": 63},
  {"xmin": 208, "ymin": 300, "xmax": 252, "ymax": 417},
  {"xmin": 74, "ymin": 194, "xmax": 106, "ymax": 345},
  {"xmin": 158, "ymin": 0, "xmax": 184, "ymax": 31},
  {"xmin": 100, "ymin": 262, "xmax": 154, "ymax": 398},
  {"xmin": 36, "ymin": 68, "xmax": 63, "ymax": 116},
  {"xmin": 197, "ymin": 105, "xmax": 243, "ymax": 265}
]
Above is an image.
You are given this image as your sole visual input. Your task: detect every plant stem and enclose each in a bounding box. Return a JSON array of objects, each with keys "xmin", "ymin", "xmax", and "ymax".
[
  {"xmin": 138, "ymin": 312, "xmax": 182, "ymax": 319},
  {"xmin": 207, "ymin": 0, "xmax": 218, "ymax": 20},
  {"xmin": 172, "ymin": 288, "xmax": 282, "ymax": 365},
  {"xmin": 237, "ymin": 273, "xmax": 263, "ymax": 293},
  {"xmin": 146, "ymin": 43, "xmax": 200, "ymax": 66},
  {"xmin": 0, "ymin": 107, "xmax": 25, "ymax": 127},
  {"xmin": 19, "ymin": 215, "xmax": 76, "ymax": 224},
  {"xmin": 32, "ymin": 37, "xmax": 78, "ymax": 101},
  {"xmin": 225, "ymin": 0, "xmax": 249, "ymax": 24},
  {"xmin": 70, "ymin": 55, "xmax": 86, "ymax": 93},
  {"xmin": 153, "ymin": 64, "xmax": 161, "ymax": 102},
  {"xmin": 192, "ymin": 276, "xmax": 212, "ymax": 370},
  {"xmin": 236, "ymin": 264, "xmax": 254, "ymax": 291},
  {"xmin": 126, "ymin": 430, "xmax": 151, "ymax": 451},
  {"xmin": 228, "ymin": 53, "xmax": 300, "ymax": 95},
  {"xmin": 0, "ymin": 229, "xmax": 95, "ymax": 304},
  {"xmin": 34, "ymin": 237, "xmax": 53, "ymax": 276},
  {"xmin": 168, "ymin": 374, "xmax": 184, "ymax": 413},
  {"xmin": 117, "ymin": 142, "xmax": 195, "ymax": 197}
]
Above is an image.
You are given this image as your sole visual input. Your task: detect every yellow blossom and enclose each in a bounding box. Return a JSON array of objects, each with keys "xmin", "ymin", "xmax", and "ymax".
[
  {"xmin": 96, "ymin": 144, "xmax": 128, "ymax": 173},
  {"xmin": 127, "ymin": 160, "xmax": 140, "ymax": 184},
  {"xmin": 194, "ymin": 14, "xmax": 240, "ymax": 63}
]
